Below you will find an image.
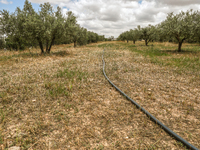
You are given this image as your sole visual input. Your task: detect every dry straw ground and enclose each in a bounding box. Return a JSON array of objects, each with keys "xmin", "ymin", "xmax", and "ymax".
[{"xmin": 0, "ymin": 41, "xmax": 199, "ymax": 149}]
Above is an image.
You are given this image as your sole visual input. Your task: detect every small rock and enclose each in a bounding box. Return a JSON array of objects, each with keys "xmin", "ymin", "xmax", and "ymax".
[
  {"xmin": 148, "ymin": 92, "xmax": 152, "ymax": 95},
  {"xmin": 8, "ymin": 146, "xmax": 20, "ymax": 150}
]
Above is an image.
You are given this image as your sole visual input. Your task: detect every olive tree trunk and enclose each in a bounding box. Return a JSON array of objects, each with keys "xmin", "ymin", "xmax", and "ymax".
[
  {"xmin": 37, "ymin": 37, "xmax": 44, "ymax": 53},
  {"xmin": 176, "ymin": 37, "xmax": 185, "ymax": 52},
  {"xmin": 178, "ymin": 41, "xmax": 183, "ymax": 52},
  {"xmin": 47, "ymin": 36, "xmax": 55, "ymax": 53},
  {"xmin": 145, "ymin": 39, "xmax": 148, "ymax": 46},
  {"xmin": 74, "ymin": 40, "xmax": 77, "ymax": 48}
]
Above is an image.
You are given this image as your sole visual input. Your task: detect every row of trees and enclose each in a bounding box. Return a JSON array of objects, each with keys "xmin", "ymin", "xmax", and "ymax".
[
  {"xmin": 118, "ymin": 10, "xmax": 200, "ymax": 52},
  {"xmin": 0, "ymin": 0, "xmax": 104, "ymax": 53}
]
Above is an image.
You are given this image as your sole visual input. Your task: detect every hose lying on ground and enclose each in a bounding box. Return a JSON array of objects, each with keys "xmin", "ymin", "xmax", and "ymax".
[{"xmin": 102, "ymin": 49, "xmax": 198, "ymax": 150}]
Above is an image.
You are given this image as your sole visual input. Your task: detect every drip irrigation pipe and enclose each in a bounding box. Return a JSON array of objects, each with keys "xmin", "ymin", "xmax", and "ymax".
[{"xmin": 102, "ymin": 49, "xmax": 198, "ymax": 150}]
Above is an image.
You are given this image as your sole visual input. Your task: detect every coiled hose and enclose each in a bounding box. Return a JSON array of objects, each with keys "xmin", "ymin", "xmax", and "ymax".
[{"xmin": 102, "ymin": 49, "xmax": 198, "ymax": 150}]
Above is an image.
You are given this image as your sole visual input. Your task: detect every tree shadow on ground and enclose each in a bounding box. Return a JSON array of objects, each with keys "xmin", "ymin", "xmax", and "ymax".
[
  {"xmin": 51, "ymin": 50, "xmax": 70, "ymax": 57},
  {"xmin": 22, "ymin": 50, "xmax": 70, "ymax": 58},
  {"xmin": 127, "ymin": 44, "xmax": 154, "ymax": 47},
  {"xmin": 19, "ymin": 50, "xmax": 70, "ymax": 58},
  {"xmin": 161, "ymin": 49, "xmax": 199, "ymax": 54},
  {"xmin": 0, "ymin": 50, "xmax": 71, "ymax": 62}
]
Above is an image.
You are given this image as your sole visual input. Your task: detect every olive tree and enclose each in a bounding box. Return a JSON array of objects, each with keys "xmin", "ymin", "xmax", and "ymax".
[
  {"xmin": 0, "ymin": 0, "xmax": 66, "ymax": 53},
  {"xmin": 66, "ymin": 15, "xmax": 88, "ymax": 47},
  {"xmin": 1, "ymin": 0, "xmax": 101, "ymax": 53},
  {"xmin": 124, "ymin": 31, "xmax": 131, "ymax": 43},
  {"xmin": 0, "ymin": 7, "xmax": 27, "ymax": 50},
  {"xmin": 129, "ymin": 28, "xmax": 141, "ymax": 44},
  {"xmin": 117, "ymin": 32, "xmax": 126, "ymax": 41},
  {"xmin": 77, "ymin": 27, "xmax": 87, "ymax": 46},
  {"xmin": 160, "ymin": 10, "xmax": 198, "ymax": 52},
  {"xmin": 24, "ymin": 2, "xmax": 65, "ymax": 53},
  {"xmin": 68, "ymin": 24, "xmax": 81, "ymax": 48},
  {"xmin": 65, "ymin": 11, "xmax": 78, "ymax": 47},
  {"xmin": 98, "ymin": 35, "xmax": 105, "ymax": 41},
  {"xmin": 192, "ymin": 11, "xmax": 200, "ymax": 43},
  {"xmin": 87, "ymin": 31, "xmax": 98, "ymax": 43},
  {"xmin": 139, "ymin": 24, "xmax": 156, "ymax": 46},
  {"xmin": 0, "ymin": 24, "xmax": 5, "ymax": 49},
  {"xmin": 68, "ymin": 25, "xmax": 88, "ymax": 47},
  {"xmin": 117, "ymin": 31, "xmax": 131, "ymax": 43}
]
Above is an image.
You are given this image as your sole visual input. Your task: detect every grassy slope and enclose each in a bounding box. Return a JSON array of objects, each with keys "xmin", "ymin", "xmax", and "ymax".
[{"xmin": 0, "ymin": 41, "xmax": 199, "ymax": 149}]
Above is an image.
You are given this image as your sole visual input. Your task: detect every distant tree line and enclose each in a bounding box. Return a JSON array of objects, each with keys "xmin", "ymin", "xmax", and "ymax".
[
  {"xmin": 0, "ymin": 0, "xmax": 105, "ymax": 53},
  {"xmin": 117, "ymin": 9, "xmax": 200, "ymax": 52}
]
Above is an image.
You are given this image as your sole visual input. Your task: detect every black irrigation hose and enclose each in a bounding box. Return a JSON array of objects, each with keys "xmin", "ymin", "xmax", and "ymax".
[{"xmin": 102, "ymin": 49, "xmax": 198, "ymax": 150}]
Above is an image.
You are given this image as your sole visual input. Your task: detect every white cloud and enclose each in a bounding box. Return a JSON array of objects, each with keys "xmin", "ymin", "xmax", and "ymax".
[
  {"xmin": 154, "ymin": 0, "xmax": 200, "ymax": 6},
  {"xmin": 29, "ymin": 0, "xmax": 70, "ymax": 5},
  {"xmin": 0, "ymin": 0, "xmax": 12, "ymax": 4},
  {"xmin": 28, "ymin": 0, "xmax": 200, "ymax": 38}
]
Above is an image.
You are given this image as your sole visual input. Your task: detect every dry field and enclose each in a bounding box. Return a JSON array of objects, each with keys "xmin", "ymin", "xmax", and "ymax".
[{"xmin": 0, "ymin": 41, "xmax": 199, "ymax": 149}]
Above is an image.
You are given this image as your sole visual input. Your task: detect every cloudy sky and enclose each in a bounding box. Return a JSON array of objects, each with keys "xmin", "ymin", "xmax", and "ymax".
[{"xmin": 1, "ymin": 0, "xmax": 200, "ymax": 38}]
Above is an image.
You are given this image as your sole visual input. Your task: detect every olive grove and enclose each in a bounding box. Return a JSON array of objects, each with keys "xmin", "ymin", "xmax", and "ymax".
[
  {"xmin": 118, "ymin": 9, "xmax": 200, "ymax": 52},
  {"xmin": 0, "ymin": 0, "xmax": 104, "ymax": 53}
]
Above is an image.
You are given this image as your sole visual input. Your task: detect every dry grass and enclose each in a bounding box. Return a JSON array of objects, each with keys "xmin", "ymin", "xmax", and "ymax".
[{"xmin": 0, "ymin": 41, "xmax": 199, "ymax": 149}]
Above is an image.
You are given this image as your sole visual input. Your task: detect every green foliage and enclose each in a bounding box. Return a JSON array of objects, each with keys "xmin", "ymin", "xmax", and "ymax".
[
  {"xmin": 192, "ymin": 11, "xmax": 200, "ymax": 43},
  {"xmin": 0, "ymin": 39, "xmax": 6, "ymax": 49},
  {"xmin": 117, "ymin": 31, "xmax": 130, "ymax": 42},
  {"xmin": 0, "ymin": 0, "xmax": 102, "ymax": 53},
  {"xmin": 160, "ymin": 10, "xmax": 198, "ymax": 51},
  {"xmin": 139, "ymin": 25, "xmax": 156, "ymax": 46},
  {"xmin": 98, "ymin": 35, "xmax": 105, "ymax": 41},
  {"xmin": 65, "ymin": 11, "xmax": 78, "ymax": 47},
  {"xmin": 129, "ymin": 28, "xmax": 141, "ymax": 44},
  {"xmin": 0, "ymin": 7, "xmax": 28, "ymax": 50},
  {"xmin": 77, "ymin": 28, "xmax": 88, "ymax": 46},
  {"xmin": 118, "ymin": 9, "xmax": 200, "ymax": 52},
  {"xmin": 66, "ymin": 22, "xmax": 88, "ymax": 47},
  {"xmin": 87, "ymin": 31, "xmax": 99, "ymax": 44},
  {"xmin": 117, "ymin": 26, "xmax": 141, "ymax": 44},
  {"xmin": 23, "ymin": 1, "xmax": 66, "ymax": 53}
]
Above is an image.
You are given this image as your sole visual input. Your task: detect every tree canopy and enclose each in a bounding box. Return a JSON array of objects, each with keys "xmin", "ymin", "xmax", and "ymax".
[
  {"xmin": 160, "ymin": 10, "xmax": 198, "ymax": 51},
  {"xmin": 139, "ymin": 25, "xmax": 156, "ymax": 46},
  {"xmin": 0, "ymin": 0, "xmax": 104, "ymax": 53},
  {"xmin": 118, "ymin": 9, "xmax": 200, "ymax": 51}
]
